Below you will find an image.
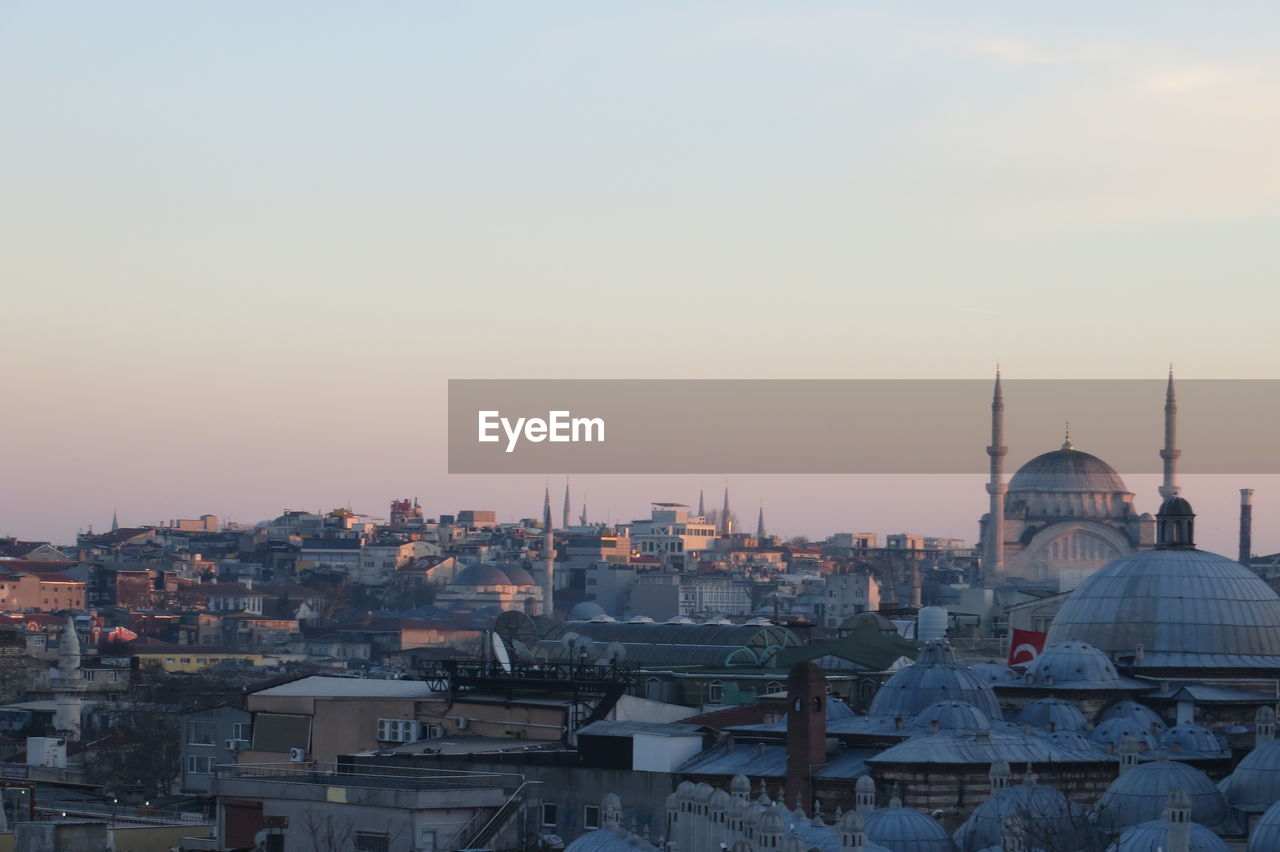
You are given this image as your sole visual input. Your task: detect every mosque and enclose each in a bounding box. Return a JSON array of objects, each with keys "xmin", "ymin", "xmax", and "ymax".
[{"xmin": 977, "ymin": 372, "xmax": 1182, "ymax": 586}]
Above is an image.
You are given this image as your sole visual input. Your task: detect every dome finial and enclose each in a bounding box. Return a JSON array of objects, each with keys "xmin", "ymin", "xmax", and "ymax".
[{"xmin": 1061, "ymin": 422, "xmax": 1074, "ymax": 451}]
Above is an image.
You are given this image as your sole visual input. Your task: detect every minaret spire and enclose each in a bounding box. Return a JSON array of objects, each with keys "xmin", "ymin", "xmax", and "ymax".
[
  {"xmin": 542, "ymin": 484, "xmax": 555, "ymax": 616},
  {"xmin": 756, "ymin": 502, "xmax": 765, "ymax": 539},
  {"xmin": 985, "ymin": 368, "xmax": 1007, "ymax": 578},
  {"xmin": 111, "ymin": 509, "xmax": 119, "ymax": 533},
  {"xmin": 1160, "ymin": 367, "xmax": 1181, "ymax": 501},
  {"xmin": 721, "ymin": 482, "xmax": 732, "ymax": 535},
  {"xmin": 563, "ymin": 477, "xmax": 571, "ymax": 530},
  {"xmin": 697, "ymin": 485, "xmax": 705, "ymax": 518}
]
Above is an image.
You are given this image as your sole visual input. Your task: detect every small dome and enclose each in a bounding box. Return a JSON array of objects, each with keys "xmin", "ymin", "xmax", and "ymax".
[
  {"xmin": 1042, "ymin": 729, "xmax": 1096, "ymax": 753},
  {"xmin": 1093, "ymin": 759, "xmax": 1227, "ymax": 834},
  {"xmin": 453, "ymin": 563, "xmax": 516, "ymax": 586},
  {"xmin": 1016, "ymin": 697, "xmax": 1088, "ymax": 732},
  {"xmin": 1248, "ymin": 798, "xmax": 1280, "ymax": 852},
  {"xmin": 1089, "ymin": 718, "xmax": 1160, "ymax": 753},
  {"xmin": 676, "ymin": 780, "xmax": 695, "ymax": 797},
  {"xmin": 564, "ymin": 829, "xmax": 659, "ymax": 852},
  {"xmin": 759, "ymin": 807, "xmax": 786, "ymax": 833},
  {"xmin": 693, "ymin": 781, "xmax": 713, "ymax": 803},
  {"xmin": 838, "ymin": 810, "xmax": 865, "ymax": 831},
  {"xmin": 1158, "ymin": 496, "xmax": 1195, "ymax": 518},
  {"xmin": 502, "ymin": 564, "xmax": 537, "ymax": 585},
  {"xmin": 1024, "ymin": 642, "xmax": 1121, "ymax": 686},
  {"xmin": 1222, "ymin": 738, "xmax": 1280, "ymax": 811},
  {"xmin": 1109, "ymin": 819, "xmax": 1228, "ymax": 851},
  {"xmin": 602, "ymin": 793, "xmax": 620, "ymax": 810},
  {"xmin": 864, "ymin": 807, "xmax": 954, "ymax": 852},
  {"xmin": 1009, "ymin": 448, "xmax": 1128, "ymax": 494},
  {"xmin": 710, "ymin": 789, "xmax": 732, "ymax": 810},
  {"xmin": 1162, "ymin": 725, "xmax": 1225, "ymax": 757},
  {"xmin": 731, "ymin": 774, "xmax": 751, "ymax": 794},
  {"xmin": 1100, "ymin": 701, "xmax": 1165, "ymax": 733},
  {"xmin": 969, "ymin": 662, "xmax": 1016, "ymax": 684},
  {"xmin": 953, "ymin": 783, "xmax": 1090, "ymax": 851},
  {"xmin": 569, "ymin": 601, "xmax": 607, "ymax": 620},
  {"xmin": 916, "ymin": 700, "xmax": 992, "ymax": 732},
  {"xmin": 869, "ymin": 640, "xmax": 1002, "ymax": 719}
]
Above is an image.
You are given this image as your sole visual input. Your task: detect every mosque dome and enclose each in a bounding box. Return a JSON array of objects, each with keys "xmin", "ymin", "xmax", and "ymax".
[
  {"xmin": 916, "ymin": 700, "xmax": 992, "ymax": 733},
  {"xmin": 453, "ymin": 564, "xmax": 516, "ymax": 586},
  {"xmin": 564, "ymin": 830, "xmax": 659, "ymax": 851},
  {"xmin": 1100, "ymin": 701, "xmax": 1165, "ymax": 733},
  {"xmin": 869, "ymin": 640, "xmax": 1002, "ymax": 719},
  {"xmin": 1247, "ymin": 798, "xmax": 1280, "ymax": 852},
  {"xmin": 502, "ymin": 564, "xmax": 537, "ymax": 585},
  {"xmin": 759, "ymin": 807, "xmax": 786, "ymax": 833},
  {"xmin": 569, "ymin": 601, "xmax": 607, "ymax": 620},
  {"xmin": 1089, "ymin": 719, "xmax": 1160, "ymax": 754},
  {"xmin": 1093, "ymin": 760, "xmax": 1227, "ymax": 834},
  {"xmin": 1221, "ymin": 738, "xmax": 1280, "ymax": 812},
  {"xmin": 1023, "ymin": 642, "xmax": 1124, "ymax": 687},
  {"xmin": 1047, "ymin": 498, "xmax": 1280, "ymax": 669},
  {"xmin": 1161, "ymin": 725, "xmax": 1226, "ymax": 758},
  {"xmin": 1107, "ymin": 819, "xmax": 1228, "ymax": 852},
  {"xmin": 1016, "ymin": 697, "xmax": 1088, "ymax": 732},
  {"xmin": 1042, "ymin": 729, "xmax": 1096, "ymax": 753},
  {"xmin": 1008, "ymin": 447, "xmax": 1128, "ymax": 494},
  {"xmin": 953, "ymin": 782, "xmax": 1088, "ymax": 852},
  {"xmin": 864, "ymin": 807, "xmax": 955, "ymax": 852}
]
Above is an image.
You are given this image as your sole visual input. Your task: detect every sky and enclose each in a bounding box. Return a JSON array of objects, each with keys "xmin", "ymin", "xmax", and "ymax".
[{"xmin": 3, "ymin": 2, "xmax": 1279, "ymax": 553}]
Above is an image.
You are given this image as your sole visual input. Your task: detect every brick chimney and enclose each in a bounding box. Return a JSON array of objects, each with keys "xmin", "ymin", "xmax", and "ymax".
[
  {"xmin": 785, "ymin": 661, "xmax": 828, "ymax": 812},
  {"xmin": 1240, "ymin": 489, "xmax": 1254, "ymax": 565}
]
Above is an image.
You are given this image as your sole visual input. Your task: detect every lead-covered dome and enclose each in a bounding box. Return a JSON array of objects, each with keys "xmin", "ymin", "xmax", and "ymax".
[
  {"xmin": 1047, "ymin": 547, "xmax": 1280, "ymax": 670},
  {"xmin": 1009, "ymin": 448, "xmax": 1128, "ymax": 494},
  {"xmin": 1108, "ymin": 819, "xmax": 1228, "ymax": 852},
  {"xmin": 1016, "ymin": 697, "xmax": 1088, "ymax": 732},
  {"xmin": 1248, "ymin": 798, "xmax": 1280, "ymax": 852},
  {"xmin": 864, "ymin": 806, "xmax": 955, "ymax": 852},
  {"xmin": 1221, "ymin": 738, "xmax": 1280, "ymax": 812},
  {"xmin": 869, "ymin": 640, "xmax": 1002, "ymax": 719},
  {"xmin": 1093, "ymin": 759, "xmax": 1227, "ymax": 834},
  {"xmin": 953, "ymin": 782, "xmax": 1090, "ymax": 852},
  {"xmin": 453, "ymin": 563, "xmax": 517, "ymax": 586}
]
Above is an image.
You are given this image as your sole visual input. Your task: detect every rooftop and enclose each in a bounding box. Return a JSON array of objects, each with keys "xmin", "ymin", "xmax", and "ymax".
[{"xmin": 251, "ymin": 675, "xmax": 440, "ymax": 698}]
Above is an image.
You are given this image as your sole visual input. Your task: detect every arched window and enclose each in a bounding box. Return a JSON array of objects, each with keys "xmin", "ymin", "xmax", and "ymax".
[{"xmin": 708, "ymin": 680, "xmax": 724, "ymax": 705}]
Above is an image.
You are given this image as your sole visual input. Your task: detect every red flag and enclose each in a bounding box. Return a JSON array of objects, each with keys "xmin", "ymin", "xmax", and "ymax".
[{"xmin": 1008, "ymin": 628, "xmax": 1047, "ymax": 666}]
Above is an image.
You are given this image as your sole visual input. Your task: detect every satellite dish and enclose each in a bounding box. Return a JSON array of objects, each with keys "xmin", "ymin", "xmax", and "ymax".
[
  {"xmin": 569, "ymin": 634, "xmax": 595, "ymax": 661},
  {"xmin": 511, "ymin": 638, "xmax": 537, "ymax": 663},
  {"xmin": 601, "ymin": 642, "xmax": 627, "ymax": 666},
  {"xmin": 494, "ymin": 610, "xmax": 538, "ymax": 650},
  {"xmin": 491, "ymin": 632, "xmax": 513, "ymax": 673}
]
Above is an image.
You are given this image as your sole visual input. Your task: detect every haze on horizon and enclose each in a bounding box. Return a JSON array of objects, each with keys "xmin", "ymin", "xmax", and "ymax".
[{"xmin": 3, "ymin": 2, "xmax": 1279, "ymax": 555}]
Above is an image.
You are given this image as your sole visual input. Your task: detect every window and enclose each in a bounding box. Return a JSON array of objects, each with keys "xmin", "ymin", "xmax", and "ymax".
[
  {"xmin": 232, "ymin": 722, "xmax": 252, "ymax": 742},
  {"xmin": 188, "ymin": 721, "xmax": 216, "ymax": 745},
  {"xmin": 584, "ymin": 805, "xmax": 601, "ymax": 830},
  {"xmin": 376, "ymin": 718, "xmax": 419, "ymax": 742},
  {"xmin": 186, "ymin": 755, "xmax": 213, "ymax": 774},
  {"xmin": 418, "ymin": 829, "xmax": 437, "ymax": 851},
  {"xmin": 352, "ymin": 831, "xmax": 390, "ymax": 852},
  {"xmin": 82, "ymin": 670, "xmax": 95, "ymax": 682},
  {"xmin": 542, "ymin": 803, "xmax": 558, "ymax": 827},
  {"xmin": 707, "ymin": 680, "xmax": 724, "ymax": 705}
]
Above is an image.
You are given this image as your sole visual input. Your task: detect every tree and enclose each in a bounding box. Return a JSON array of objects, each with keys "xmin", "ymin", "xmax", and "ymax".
[{"xmin": 82, "ymin": 699, "xmax": 182, "ymax": 797}]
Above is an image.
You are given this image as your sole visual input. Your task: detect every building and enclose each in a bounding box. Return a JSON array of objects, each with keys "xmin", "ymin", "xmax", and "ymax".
[
  {"xmin": 0, "ymin": 562, "xmax": 86, "ymax": 612},
  {"xmin": 978, "ymin": 372, "xmax": 1169, "ymax": 586},
  {"xmin": 180, "ymin": 704, "xmax": 252, "ymax": 793}
]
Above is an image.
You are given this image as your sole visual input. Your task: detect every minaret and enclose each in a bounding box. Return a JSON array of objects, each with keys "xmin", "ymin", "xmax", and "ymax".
[
  {"xmin": 721, "ymin": 484, "xmax": 732, "ymax": 535},
  {"xmin": 54, "ymin": 616, "xmax": 84, "ymax": 740},
  {"xmin": 985, "ymin": 369, "xmax": 1007, "ymax": 577},
  {"xmin": 543, "ymin": 486, "xmax": 555, "ymax": 616},
  {"xmin": 1163, "ymin": 789, "xmax": 1192, "ymax": 852},
  {"xmin": 580, "ymin": 496, "xmax": 588, "ymax": 527},
  {"xmin": 563, "ymin": 478, "xmax": 571, "ymax": 530},
  {"xmin": 1160, "ymin": 368, "xmax": 1181, "ymax": 501},
  {"xmin": 697, "ymin": 486, "xmax": 705, "ymax": 518},
  {"xmin": 1240, "ymin": 489, "xmax": 1254, "ymax": 565},
  {"xmin": 111, "ymin": 509, "xmax": 119, "ymax": 533},
  {"xmin": 756, "ymin": 503, "xmax": 765, "ymax": 540}
]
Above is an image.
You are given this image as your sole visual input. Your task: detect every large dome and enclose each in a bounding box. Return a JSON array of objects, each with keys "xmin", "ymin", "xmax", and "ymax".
[
  {"xmin": 1092, "ymin": 760, "xmax": 1227, "ymax": 834},
  {"xmin": 1009, "ymin": 447, "xmax": 1128, "ymax": 494},
  {"xmin": 1047, "ymin": 548, "xmax": 1280, "ymax": 669},
  {"xmin": 868, "ymin": 640, "xmax": 1002, "ymax": 719}
]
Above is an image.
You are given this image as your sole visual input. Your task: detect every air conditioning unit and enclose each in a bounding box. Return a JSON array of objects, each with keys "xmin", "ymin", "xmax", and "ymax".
[
  {"xmin": 288, "ymin": 747, "xmax": 306, "ymax": 762},
  {"xmin": 226, "ymin": 739, "xmax": 250, "ymax": 750},
  {"xmin": 453, "ymin": 717, "xmax": 470, "ymax": 730},
  {"xmin": 225, "ymin": 739, "xmax": 237, "ymax": 750}
]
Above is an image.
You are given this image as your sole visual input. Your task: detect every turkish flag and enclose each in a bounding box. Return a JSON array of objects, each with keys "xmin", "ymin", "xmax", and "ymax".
[{"xmin": 1008, "ymin": 629, "xmax": 1047, "ymax": 666}]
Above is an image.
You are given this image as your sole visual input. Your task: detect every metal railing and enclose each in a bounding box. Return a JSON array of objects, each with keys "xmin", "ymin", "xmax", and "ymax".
[
  {"xmin": 216, "ymin": 762, "xmax": 524, "ymax": 793},
  {"xmin": 33, "ymin": 799, "xmax": 209, "ymax": 826}
]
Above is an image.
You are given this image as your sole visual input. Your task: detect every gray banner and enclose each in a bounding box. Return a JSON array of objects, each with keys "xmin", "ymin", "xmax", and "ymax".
[{"xmin": 448, "ymin": 379, "xmax": 1280, "ymax": 474}]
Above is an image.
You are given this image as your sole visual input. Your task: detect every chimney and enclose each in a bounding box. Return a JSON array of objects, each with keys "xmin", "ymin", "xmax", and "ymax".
[
  {"xmin": 785, "ymin": 662, "xmax": 829, "ymax": 812},
  {"xmin": 1240, "ymin": 489, "xmax": 1254, "ymax": 565},
  {"xmin": 911, "ymin": 561, "xmax": 922, "ymax": 609}
]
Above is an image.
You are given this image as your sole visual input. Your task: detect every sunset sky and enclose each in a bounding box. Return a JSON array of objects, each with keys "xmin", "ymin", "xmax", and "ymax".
[{"xmin": 4, "ymin": 3, "xmax": 1279, "ymax": 553}]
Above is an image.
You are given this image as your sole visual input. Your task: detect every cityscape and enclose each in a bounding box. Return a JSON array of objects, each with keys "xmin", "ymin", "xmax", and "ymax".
[{"xmin": 7, "ymin": 3, "xmax": 1280, "ymax": 851}]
